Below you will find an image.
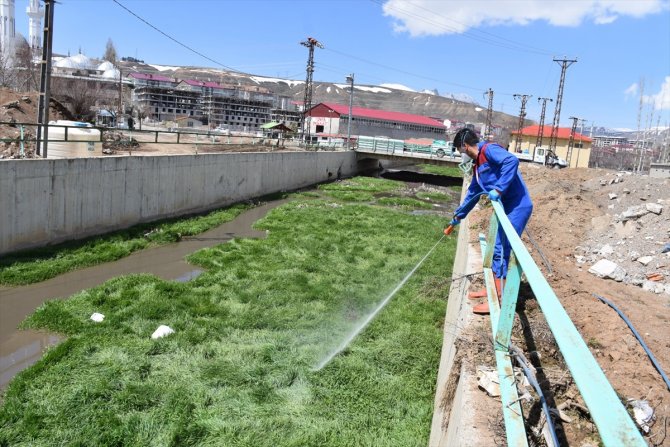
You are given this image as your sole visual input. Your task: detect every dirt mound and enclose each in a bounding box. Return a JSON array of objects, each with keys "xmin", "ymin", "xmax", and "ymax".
[
  {"xmin": 465, "ymin": 164, "xmax": 670, "ymax": 445},
  {"xmin": 0, "ymin": 88, "xmax": 73, "ymax": 159}
]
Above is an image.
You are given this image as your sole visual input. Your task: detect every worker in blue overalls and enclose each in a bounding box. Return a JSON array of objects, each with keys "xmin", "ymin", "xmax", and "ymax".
[{"xmin": 449, "ymin": 128, "xmax": 534, "ymax": 314}]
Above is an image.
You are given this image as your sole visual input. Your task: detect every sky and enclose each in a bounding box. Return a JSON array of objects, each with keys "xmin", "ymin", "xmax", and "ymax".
[{"xmin": 14, "ymin": 0, "xmax": 670, "ymax": 131}]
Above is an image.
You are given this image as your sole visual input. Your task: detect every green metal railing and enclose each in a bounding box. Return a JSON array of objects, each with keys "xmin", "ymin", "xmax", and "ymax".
[{"xmin": 481, "ymin": 200, "xmax": 645, "ymax": 446}]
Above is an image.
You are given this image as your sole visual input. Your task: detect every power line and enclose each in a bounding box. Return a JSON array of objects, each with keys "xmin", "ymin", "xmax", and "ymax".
[
  {"xmin": 111, "ymin": 0, "xmax": 241, "ymax": 73},
  {"xmin": 322, "ymin": 47, "xmax": 487, "ymax": 93}
]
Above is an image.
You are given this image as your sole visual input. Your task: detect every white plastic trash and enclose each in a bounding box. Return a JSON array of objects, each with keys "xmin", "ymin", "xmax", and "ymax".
[
  {"xmin": 151, "ymin": 325, "xmax": 175, "ymax": 340},
  {"xmin": 628, "ymin": 399, "xmax": 655, "ymax": 433},
  {"xmin": 90, "ymin": 312, "xmax": 105, "ymax": 323}
]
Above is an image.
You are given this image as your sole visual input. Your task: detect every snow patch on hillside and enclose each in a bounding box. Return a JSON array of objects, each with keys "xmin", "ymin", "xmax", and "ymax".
[
  {"xmin": 380, "ymin": 83, "xmax": 415, "ymax": 92},
  {"xmin": 149, "ymin": 64, "xmax": 181, "ymax": 72},
  {"xmin": 249, "ymin": 76, "xmax": 304, "ymax": 87}
]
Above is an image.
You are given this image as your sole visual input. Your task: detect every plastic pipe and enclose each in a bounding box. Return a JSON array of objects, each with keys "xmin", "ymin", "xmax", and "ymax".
[{"xmin": 592, "ymin": 293, "xmax": 670, "ymax": 391}]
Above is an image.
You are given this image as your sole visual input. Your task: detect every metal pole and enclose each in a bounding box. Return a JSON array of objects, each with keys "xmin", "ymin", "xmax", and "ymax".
[
  {"xmin": 118, "ymin": 68, "xmax": 123, "ymax": 127},
  {"xmin": 346, "ymin": 73, "xmax": 354, "ymax": 149},
  {"xmin": 36, "ymin": 0, "xmax": 54, "ymax": 157},
  {"xmin": 548, "ymin": 57, "xmax": 577, "ymax": 153},
  {"xmin": 567, "ymin": 116, "xmax": 579, "ymax": 167},
  {"xmin": 40, "ymin": 0, "xmax": 54, "ymax": 158}
]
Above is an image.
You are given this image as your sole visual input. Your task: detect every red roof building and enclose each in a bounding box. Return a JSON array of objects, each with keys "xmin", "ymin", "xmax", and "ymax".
[
  {"xmin": 510, "ymin": 125, "xmax": 593, "ymax": 168},
  {"xmin": 511, "ymin": 125, "xmax": 592, "ymax": 143},
  {"xmin": 305, "ymin": 102, "xmax": 446, "ymax": 142}
]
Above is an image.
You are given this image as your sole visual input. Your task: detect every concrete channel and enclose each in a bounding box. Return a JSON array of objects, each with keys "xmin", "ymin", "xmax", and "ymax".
[{"xmin": 1, "ymin": 152, "xmax": 475, "ymax": 443}]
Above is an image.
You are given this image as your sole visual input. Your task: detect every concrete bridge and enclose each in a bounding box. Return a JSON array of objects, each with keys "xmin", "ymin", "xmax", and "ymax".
[{"xmin": 355, "ymin": 145, "xmax": 461, "ymax": 167}]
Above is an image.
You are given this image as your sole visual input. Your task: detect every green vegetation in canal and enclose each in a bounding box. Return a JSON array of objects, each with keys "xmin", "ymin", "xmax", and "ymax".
[
  {"xmin": 377, "ymin": 197, "xmax": 434, "ymax": 210},
  {"xmin": 416, "ymin": 191, "xmax": 451, "ymax": 202},
  {"xmin": 318, "ymin": 176, "xmax": 402, "ymax": 193},
  {"xmin": 418, "ymin": 163, "xmax": 464, "ymax": 178},
  {"xmin": 0, "ymin": 204, "xmax": 250, "ymax": 286},
  {"xmin": 0, "ymin": 181, "xmax": 457, "ymax": 446}
]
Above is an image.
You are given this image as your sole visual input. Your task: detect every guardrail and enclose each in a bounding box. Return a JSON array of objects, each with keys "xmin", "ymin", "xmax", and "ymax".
[{"xmin": 481, "ymin": 200, "xmax": 645, "ymax": 446}]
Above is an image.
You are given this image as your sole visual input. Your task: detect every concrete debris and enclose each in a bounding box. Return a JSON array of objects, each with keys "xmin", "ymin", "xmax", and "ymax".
[
  {"xmin": 151, "ymin": 325, "xmax": 175, "ymax": 340},
  {"xmin": 90, "ymin": 312, "xmax": 105, "ymax": 322},
  {"xmin": 588, "ymin": 259, "xmax": 626, "ymax": 281},
  {"xmin": 608, "ymin": 193, "xmax": 617, "ymax": 200},
  {"xmin": 663, "ymin": 243, "xmax": 670, "ymax": 254},
  {"xmin": 476, "ymin": 366, "xmax": 500, "ymax": 397},
  {"xmin": 619, "ymin": 206, "xmax": 649, "ymax": 221},
  {"xmin": 636, "ymin": 256, "xmax": 654, "ymax": 266},
  {"xmin": 627, "ymin": 399, "xmax": 655, "ymax": 434},
  {"xmin": 642, "ymin": 281, "xmax": 665, "ymax": 294},
  {"xmin": 598, "ymin": 244, "xmax": 614, "ymax": 256},
  {"xmin": 645, "ymin": 203, "xmax": 663, "ymax": 215},
  {"xmin": 622, "ymin": 188, "xmax": 631, "ymax": 194}
]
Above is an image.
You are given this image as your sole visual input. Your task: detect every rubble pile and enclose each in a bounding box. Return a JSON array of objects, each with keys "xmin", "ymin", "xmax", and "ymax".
[
  {"xmin": 0, "ymin": 88, "xmax": 73, "ymax": 159},
  {"xmin": 575, "ymin": 171, "xmax": 670, "ymax": 294}
]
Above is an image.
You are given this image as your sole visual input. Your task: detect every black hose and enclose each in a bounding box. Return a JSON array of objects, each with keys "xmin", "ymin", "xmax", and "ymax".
[
  {"xmin": 510, "ymin": 344, "xmax": 561, "ymax": 446},
  {"xmin": 592, "ymin": 293, "xmax": 670, "ymax": 391}
]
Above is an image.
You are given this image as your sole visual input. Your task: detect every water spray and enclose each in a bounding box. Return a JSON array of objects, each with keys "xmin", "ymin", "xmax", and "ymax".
[{"xmin": 314, "ymin": 234, "xmax": 447, "ymax": 371}]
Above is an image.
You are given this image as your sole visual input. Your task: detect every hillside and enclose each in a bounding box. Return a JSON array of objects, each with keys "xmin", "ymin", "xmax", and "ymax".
[{"xmin": 117, "ymin": 60, "xmax": 527, "ymax": 133}]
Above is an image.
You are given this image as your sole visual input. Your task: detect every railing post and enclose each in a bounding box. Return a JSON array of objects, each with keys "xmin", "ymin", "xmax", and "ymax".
[{"xmin": 495, "ymin": 253, "xmax": 521, "ymax": 351}]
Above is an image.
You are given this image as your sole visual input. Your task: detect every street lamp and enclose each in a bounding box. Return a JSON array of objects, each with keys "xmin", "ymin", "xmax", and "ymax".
[{"xmin": 346, "ymin": 73, "xmax": 354, "ymax": 149}]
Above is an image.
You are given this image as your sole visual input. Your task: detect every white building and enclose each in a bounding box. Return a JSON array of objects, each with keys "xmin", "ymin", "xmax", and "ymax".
[
  {"xmin": 0, "ymin": 0, "xmax": 16, "ymax": 56},
  {"xmin": 26, "ymin": 0, "xmax": 42, "ymax": 49}
]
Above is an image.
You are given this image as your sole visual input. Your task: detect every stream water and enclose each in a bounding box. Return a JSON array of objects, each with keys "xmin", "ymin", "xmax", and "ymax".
[{"xmin": 0, "ymin": 200, "xmax": 286, "ymax": 390}]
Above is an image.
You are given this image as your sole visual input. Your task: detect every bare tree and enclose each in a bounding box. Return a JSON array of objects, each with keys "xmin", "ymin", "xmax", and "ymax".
[
  {"xmin": 134, "ymin": 103, "xmax": 151, "ymax": 130},
  {"xmin": 103, "ymin": 38, "xmax": 118, "ymax": 64},
  {"xmin": 0, "ymin": 43, "xmax": 17, "ymax": 88},
  {"xmin": 13, "ymin": 36, "xmax": 39, "ymax": 92},
  {"xmin": 51, "ymin": 77, "xmax": 97, "ymax": 122}
]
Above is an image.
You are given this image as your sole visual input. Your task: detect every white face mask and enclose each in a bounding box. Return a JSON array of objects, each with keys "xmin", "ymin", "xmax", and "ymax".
[{"xmin": 461, "ymin": 152, "xmax": 472, "ymax": 163}]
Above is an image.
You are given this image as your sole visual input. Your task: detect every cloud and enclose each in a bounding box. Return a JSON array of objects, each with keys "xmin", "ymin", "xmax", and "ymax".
[
  {"xmin": 382, "ymin": 0, "xmax": 669, "ymax": 37},
  {"xmin": 645, "ymin": 76, "xmax": 670, "ymax": 110},
  {"xmin": 624, "ymin": 83, "xmax": 639, "ymax": 99}
]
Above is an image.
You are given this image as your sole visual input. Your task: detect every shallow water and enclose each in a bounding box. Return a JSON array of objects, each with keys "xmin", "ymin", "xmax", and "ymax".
[{"xmin": 0, "ymin": 200, "xmax": 286, "ymax": 389}]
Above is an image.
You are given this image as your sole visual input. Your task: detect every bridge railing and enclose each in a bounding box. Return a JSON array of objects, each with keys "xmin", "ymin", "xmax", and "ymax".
[
  {"xmin": 355, "ymin": 135, "xmax": 456, "ymax": 159},
  {"xmin": 480, "ymin": 200, "xmax": 645, "ymax": 446}
]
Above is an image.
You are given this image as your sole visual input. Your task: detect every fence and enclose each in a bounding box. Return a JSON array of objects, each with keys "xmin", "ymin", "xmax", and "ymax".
[
  {"xmin": 0, "ymin": 121, "xmax": 293, "ymax": 158},
  {"xmin": 480, "ymin": 200, "xmax": 645, "ymax": 446}
]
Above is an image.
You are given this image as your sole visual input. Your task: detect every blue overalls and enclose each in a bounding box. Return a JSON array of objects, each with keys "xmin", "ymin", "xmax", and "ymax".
[{"xmin": 454, "ymin": 142, "xmax": 533, "ymax": 279}]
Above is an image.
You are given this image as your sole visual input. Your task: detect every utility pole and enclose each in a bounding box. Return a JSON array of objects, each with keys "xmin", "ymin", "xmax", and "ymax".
[
  {"xmin": 534, "ymin": 97, "xmax": 552, "ymax": 160},
  {"xmin": 635, "ymin": 78, "xmax": 645, "ymax": 171},
  {"xmin": 346, "ymin": 73, "xmax": 354, "ymax": 150},
  {"xmin": 35, "ymin": 0, "xmax": 54, "ymax": 158},
  {"xmin": 566, "ymin": 116, "xmax": 579, "ymax": 167},
  {"xmin": 483, "ymin": 88, "xmax": 494, "ymax": 138},
  {"xmin": 548, "ymin": 57, "xmax": 577, "ymax": 154},
  {"xmin": 575, "ymin": 118, "xmax": 587, "ymax": 167},
  {"xmin": 299, "ymin": 37, "xmax": 323, "ymax": 147},
  {"xmin": 118, "ymin": 68, "xmax": 123, "ymax": 127},
  {"xmin": 513, "ymin": 94, "xmax": 532, "ymax": 153},
  {"xmin": 639, "ymin": 103, "xmax": 654, "ymax": 171}
]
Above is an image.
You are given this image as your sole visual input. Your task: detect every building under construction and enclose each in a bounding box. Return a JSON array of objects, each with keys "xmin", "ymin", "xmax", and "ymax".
[{"xmin": 128, "ymin": 73, "xmax": 299, "ymax": 132}]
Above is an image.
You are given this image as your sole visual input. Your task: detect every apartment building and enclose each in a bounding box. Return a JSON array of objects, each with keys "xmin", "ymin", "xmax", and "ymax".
[{"xmin": 129, "ymin": 73, "xmax": 297, "ymax": 132}]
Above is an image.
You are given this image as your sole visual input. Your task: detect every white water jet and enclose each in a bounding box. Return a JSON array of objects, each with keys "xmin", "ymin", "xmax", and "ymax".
[{"xmin": 314, "ymin": 236, "xmax": 444, "ymax": 371}]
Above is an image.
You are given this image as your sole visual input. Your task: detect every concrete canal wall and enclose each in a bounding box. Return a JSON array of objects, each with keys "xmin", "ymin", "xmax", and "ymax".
[{"xmin": 0, "ymin": 151, "xmax": 369, "ymax": 255}]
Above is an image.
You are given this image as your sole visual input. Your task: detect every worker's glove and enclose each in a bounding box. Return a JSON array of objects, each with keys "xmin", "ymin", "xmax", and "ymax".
[
  {"xmin": 449, "ymin": 216, "xmax": 460, "ymax": 227},
  {"xmin": 488, "ymin": 190, "xmax": 501, "ymax": 202}
]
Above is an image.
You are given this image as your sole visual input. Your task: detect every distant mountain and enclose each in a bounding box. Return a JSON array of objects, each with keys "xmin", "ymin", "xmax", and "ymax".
[{"xmin": 117, "ymin": 61, "xmax": 526, "ymax": 131}]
